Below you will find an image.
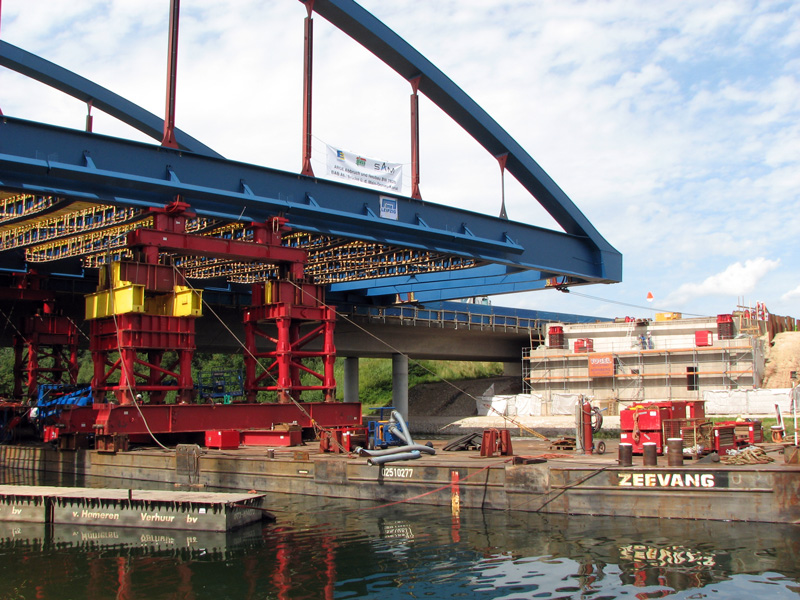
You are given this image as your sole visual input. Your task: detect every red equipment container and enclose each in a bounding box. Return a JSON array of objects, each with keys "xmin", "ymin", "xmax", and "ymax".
[
  {"xmin": 240, "ymin": 429, "xmax": 303, "ymax": 447},
  {"xmin": 685, "ymin": 400, "xmax": 705, "ymax": 419},
  {"xmin": 205, "ymin": 430, "xmax": 240, "ymax": 450},
  {"xmin": 717, "ymin": 314, "xmax": 734, "ymax": 340},
  {"xmin": 620, "ymin": 401, "xmax": 700, "ymax": 455},
  {"xmin": 716, "ymin": 420, "xmax": 763, "ymax": 445},
  {"xmin": 574, "ymin": 338, "xmax": 594, "ymax": 353},
  {"xmin": 664, "ymin": 400, "xmax": 705, "ymax": 420},
  {"xmin": 736, "ymin": 420, "xmax": 763, "ymax": 444},
  {"xmin": 695, "ymin": 330, "xmax": 712, "ymax": 346},
  {"xmin": 712, "ymin": 424, "xmax": 738, "ymax": 454},
  {"xmin": 620, "ymin": 430, "xmax": 664, "ymax": 454},
  {"xmin": 620, "ymin": 402, "xmax": 674, "ymax": 431},
  {"xmin": 548, "ymin": 326, "xmax": 565, "ymax": 349}
]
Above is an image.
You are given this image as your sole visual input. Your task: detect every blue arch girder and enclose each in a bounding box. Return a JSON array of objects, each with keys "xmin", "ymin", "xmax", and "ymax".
[
  {"xmin": 0, "ymin": 0, "xmax": 621, "ymax": 300},
  {"xmin": 0, "ymin": 117, "xmax": 617, "ymax": 288},
  {"xmin": 328, "ymin": 264, "xmax": 551, "ymax": 302},
  {"xmin": 0, "ymin": 40, "xmax": 221, "ymax": 158},
  {"xmin": 308, "ymin": 1, "xmax": 617, "ymax": 256}
]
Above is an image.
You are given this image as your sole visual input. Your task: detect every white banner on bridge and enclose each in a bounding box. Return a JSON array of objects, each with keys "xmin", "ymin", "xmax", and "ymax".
[{"xmin": 326, "ymin": 145, "xmax": 402, "ymax": 193}]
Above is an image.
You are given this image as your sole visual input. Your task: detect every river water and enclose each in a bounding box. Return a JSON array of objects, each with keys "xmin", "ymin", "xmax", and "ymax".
[{"xmin": 0, "ymin": 474, "xmax": 798, "ymax": 600}]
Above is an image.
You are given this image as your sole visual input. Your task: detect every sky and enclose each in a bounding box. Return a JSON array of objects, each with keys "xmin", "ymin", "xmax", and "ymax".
[{"xmin": 0, "ymin": 0, "xmax": 798, "ymax": 321}]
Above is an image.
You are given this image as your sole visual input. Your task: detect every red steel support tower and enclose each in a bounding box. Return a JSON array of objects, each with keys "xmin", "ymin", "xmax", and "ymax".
[
  {"xmin": 244, "ymin": 279, "xmax": 336, "ymax": 403},
  {"xmin": 87, "ymin": 199, "xmax": 336, "ymax": 407},
  {"xmin": 5, "ymin": 273, "xmax": 79, "ymax": 403},
  {"xmin": 85, "ymin": 201, "xmax": 202, "ymax": 405},
  {"xmin": 89, "ymin": 313, "xmax": 196, "ymax": 405},
  {"xmin": 52, "ymin": 199, "xmax": 360, "ymax": 444}
]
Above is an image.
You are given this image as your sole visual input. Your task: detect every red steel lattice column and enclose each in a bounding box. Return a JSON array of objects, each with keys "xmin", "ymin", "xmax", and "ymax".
[
  {"xmin": 90, "ymin": 314, "xmax": 195, "ymax": 405},
  {"xmin": 243, "ymin": 281, "xmax": 336, "ymax": 403},
  {"xmin": 12, "ymin": 310, "xmax": 79, "ymax": 403}
]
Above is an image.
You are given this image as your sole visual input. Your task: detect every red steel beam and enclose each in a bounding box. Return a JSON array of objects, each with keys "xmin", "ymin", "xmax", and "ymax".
[
  {"xmin": 86, "ymin": 99, "xmax": 93, "ymax": 133},
  {"xmin": 90, "ymin": 314, "xmax": 196, "ymax": 404},
  {"xmin": 301, "ymin": 1, "xmax": 315, "ymax": 176},
  {"xmin": 61, "ymin": 402, "xmax": 363, "ymax": 436},
  {"xmin": 0, "ymin": 288, "xmax": 53, "ymax": 302},
  {"xmin": 127, "ymin": 227, "xmax": 308, "ymax": 267},
  {"xmin": 410, "ymin": 76, "xmax": 422, "ymax": 199},
  {"xmin": 117, "ymin": 262, "xmax": 182, "ymax": 292},
  {"xmin": 497, "ymin": 153, "xmax": 508, "ymax": 219},
  {"xmin": 13, "ymin": 314, "xmax": 79, "ymax": 402},
  {"xmin": 161, "ymin": 0, "xmax": 180, "ymax": 149}
]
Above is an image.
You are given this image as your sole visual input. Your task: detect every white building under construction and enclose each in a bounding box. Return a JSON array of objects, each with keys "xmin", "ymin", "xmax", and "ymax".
[{"xmin": 523, "ymin": 312, "xmax": 772, "ymax": 410}]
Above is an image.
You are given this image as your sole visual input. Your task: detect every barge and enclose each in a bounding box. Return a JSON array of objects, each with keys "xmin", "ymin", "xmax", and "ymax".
[
  {"xmin": 0, "ymin": 436, "xmax": 797, "ymax": 525},
  {"xmin": 0, "ymin": 484, "xmax": 267, "ymax": 531}
]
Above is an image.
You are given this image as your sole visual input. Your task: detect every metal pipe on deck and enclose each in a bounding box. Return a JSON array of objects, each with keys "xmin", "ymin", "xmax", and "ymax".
[
  {"xmin": 367, "ymin": 450, "xmax": 421, "ymax": 466},
  {"xmin": 388, "ymin": 409, "xmax": 413, "ymax": 445},
  {"xmin": 387, "ymin": 423, "xmax": 410, "ymax": 445},
  {"xmin": 356, "ymin": 444, "xmax": 435, "ymax": 457}
]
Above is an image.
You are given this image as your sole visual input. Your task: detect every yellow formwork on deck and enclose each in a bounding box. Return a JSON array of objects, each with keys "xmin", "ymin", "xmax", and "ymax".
[
  {"xmin": 86, "ymin": 285, "xmax": 203, "ymax": 319},
  {"xmin": 144, "ymin": 286, "xmax": 203, "ymax": 317},
  {"xmin": 86, "ymin": 262, "xmax": 203, "ymax": 319},
  {"xmin": 85, "ymin": 285, "xmax": 146, "ymax": 319},
  {"xmin": 171, "ymin": 286, "xmax": 203, "ymax": 317},
  {"xmin": 99, "ymin": 262, "xmax": 126, "ymax": 289},
  {"xmin": 655, "ymin": 312, "xmax": 682, "ymax": 321}
]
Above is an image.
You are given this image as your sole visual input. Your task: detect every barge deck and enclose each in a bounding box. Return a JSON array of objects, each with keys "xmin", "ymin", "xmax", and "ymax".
[
  {"xmin": 0, "ymin": 484, "xmax": 267, "ymax": 531},
  {"xmin": 0, "ymin": 438, "xmax": 797, "ymax": 524}
]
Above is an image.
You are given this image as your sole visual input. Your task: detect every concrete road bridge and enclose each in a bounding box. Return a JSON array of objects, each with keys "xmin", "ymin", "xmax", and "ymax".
[{"xmin": 0, "ymin": 1, "xmax": 620, "ymax": 427}]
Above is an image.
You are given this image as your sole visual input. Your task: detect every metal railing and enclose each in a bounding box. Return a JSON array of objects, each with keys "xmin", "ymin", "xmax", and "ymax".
[{"xmin": 337, "ymin": 303, "xmax": 547, "ymax": 335}]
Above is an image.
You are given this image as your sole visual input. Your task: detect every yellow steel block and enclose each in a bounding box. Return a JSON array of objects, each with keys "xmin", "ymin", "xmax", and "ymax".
[
  {"xmin": 85, "ymin": 285, "xmax": 145, "ymax": 319},
  {"xmin": 98, "ymin": 262, "xmax": 132, "ymax": 289},
  {"xmin": 169, "ymin": 286, "xmax": 203, "ymax": 317},
  {"xmin": 655, "ymin": 312, "xmax": 682, "ymax": 321},
  {"xmin": 144, "ymin": 295, "xmax": 169, "ymax": 316}
]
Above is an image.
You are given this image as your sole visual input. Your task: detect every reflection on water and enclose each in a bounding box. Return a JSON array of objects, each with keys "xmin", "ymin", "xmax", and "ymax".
[{"xmin": 0, "ymin": 472, "xmax": 797, "ymax": 599}]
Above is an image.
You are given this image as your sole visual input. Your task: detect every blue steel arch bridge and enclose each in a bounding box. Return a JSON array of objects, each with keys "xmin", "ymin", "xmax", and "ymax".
[{"xmin": 0, "ymin": 0, "xmax": 620, "ymax": 443}]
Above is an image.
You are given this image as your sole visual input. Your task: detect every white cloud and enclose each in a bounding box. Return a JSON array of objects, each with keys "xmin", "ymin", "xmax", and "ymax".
[
  {"xmin": 0, "ymin": 0, "xmax": 798, "ymax": 320},
  {"xmin": 781, "ymin": 284, "xmax": 800, "ymax": 303},
  {"xmin": 664, "ymin": 258, "xmax": 781, "ymax": 307}
]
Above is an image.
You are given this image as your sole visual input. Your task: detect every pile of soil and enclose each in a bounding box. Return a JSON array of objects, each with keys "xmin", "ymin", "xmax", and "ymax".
[
  {"xmin": 407, "ymin": 376, "xmax": 522, "ymax": 417},
  {"xmin": 762, "ymin": 331, "xmax": 800, "ymax": 388}
]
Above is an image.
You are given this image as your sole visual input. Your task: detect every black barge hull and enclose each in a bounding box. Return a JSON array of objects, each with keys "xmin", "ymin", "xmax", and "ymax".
[{"xmin": 0, "ymin": 444, "xmax": 797, "ymax": 524}]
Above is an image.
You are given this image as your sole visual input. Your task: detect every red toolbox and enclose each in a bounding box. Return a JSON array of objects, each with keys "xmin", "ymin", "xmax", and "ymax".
[
  {"xmin": 716, "ymin": 420, "xmax": 763, "ymax": 446},
  {"xmin": 712, "ymin": 424, "xmax": 738, "ymax": 454}
]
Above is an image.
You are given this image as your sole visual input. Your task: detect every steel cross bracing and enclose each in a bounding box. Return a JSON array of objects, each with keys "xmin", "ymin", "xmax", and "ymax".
[{"xmin": 0, "ymin": 0, "xmax": 621, "ymax": 305}]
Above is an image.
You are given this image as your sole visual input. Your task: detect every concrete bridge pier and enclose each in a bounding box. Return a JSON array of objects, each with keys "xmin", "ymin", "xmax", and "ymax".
[
  {"xmin": 503, "ymin": 362, "xmax": 522, "ymax": 377},
  {"xmin": 392, "ymin": 353, "xmax": 409, "ymax": 420},
  {"xmin": 343, "ymin": 357, "xmax": 359, "ymax": 403}
]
